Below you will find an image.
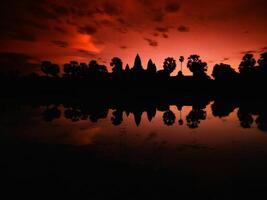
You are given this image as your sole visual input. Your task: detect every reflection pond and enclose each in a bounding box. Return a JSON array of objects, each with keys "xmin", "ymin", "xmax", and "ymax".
[{"xmin": 1, "ymin": 97, "xmax": 267, "ymax": 198}]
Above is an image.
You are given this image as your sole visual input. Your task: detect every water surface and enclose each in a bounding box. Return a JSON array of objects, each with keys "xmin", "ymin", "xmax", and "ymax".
[{"xmin": 1, "ymin": 99, "xmax": 267, "ymax": 198}]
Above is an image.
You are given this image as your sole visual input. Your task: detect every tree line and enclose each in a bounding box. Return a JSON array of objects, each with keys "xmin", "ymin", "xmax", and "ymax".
[
  {"xmin": 39, "ymin": 52, "xmax": 267, "ymax": 81},
  {"xmin": 38, "ymin": 100, "xmax": 266, "ymax": 131}
]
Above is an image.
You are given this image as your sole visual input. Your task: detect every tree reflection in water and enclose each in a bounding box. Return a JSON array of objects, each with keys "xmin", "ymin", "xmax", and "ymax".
[{"xmin": 31, "ymin": 98, "xmax": 267, "ymax": 133}]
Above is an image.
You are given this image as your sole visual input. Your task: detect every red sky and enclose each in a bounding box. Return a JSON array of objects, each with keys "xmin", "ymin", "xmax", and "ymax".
[{"xmin": 0, "ymin": 0, "xmax": 267, "ymax": 75}]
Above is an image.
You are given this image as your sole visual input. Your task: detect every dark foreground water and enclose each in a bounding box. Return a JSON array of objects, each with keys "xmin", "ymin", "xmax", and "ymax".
[{"xmin": 1, "ymin": 98, "xmax": 267, "ymax": 199}]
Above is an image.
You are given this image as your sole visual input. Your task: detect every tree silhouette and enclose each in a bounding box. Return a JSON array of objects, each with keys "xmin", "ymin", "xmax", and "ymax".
[
  {"xmin": 239, "ymin": 54, "xmax": 256, "ymax": 75},
  {"xmin": 42, "ymin": 106, "xmax": 61, "ymax": 122},
  {"xmin": 88, "ymin": 60, "xmax": 98, "ymax": 73},
  {"xmin": 163, "ymin": 110, "xmax": 176, "ymax": 126},
  {"xmin": 187, "ymin": 55, "xmax": 208, "ymax": 78},
  {"xmin": 211, "ymin": 100, "xmax": 237, "ymax": 118},
  {"xmin": 258, "ymin": 52, "xmax": 267, "ymax": 72},
  {"xmin": 64, "ymin": 108, "xmax": 83, "ymax": 122},
  {"xmin": 98, "ymin": 65, "xmax": 108, "ymax": 73},
  {"xmin": 237, "ymin": 108, "xmax": 253, "ymax": 128},
  {"xmin": 41, "ymin": 61, "xmax": 60, "ymax": 77},
  {"xmin": 89, "ymin": 107, "xmax": 108, "ymax": 122},
  {"xmin": 79, "ymin": 62, "xmax": 88, "ymax": 77},
  {"xmin": 163, "ymin": 57, "xmax": 176, "ymax": 75},
  {"xmin": 111, "ymin": 110, "xmax": 123, "ymax": 126},
  {"xmin": 212, "ymin": 63, "xmax": 237, "ymax": 81},
  {"xmin": 179, "ymin": 56, "xmax": 184, "ymax": 72},
  {"xmin": 41, "ymin": 61, "xmax": 52, "ymax": 76},
  {"xmin": 147, "ymin": 59, "xmax": 157, "ymax": 74},
  {"xmin": 63, "ymin": 61, "xmax": 80, "ymax": 78},
  {"xmin": 89, "ymin": 60, "xmax": 108, "ymax": 74},
  {"xmin": 186, "ymin": 107, "xmax": 207, "ymax": 129},
  {"xmin": 177, "ymin": 105, "xmax": 184, "ymax": 125},
  {"xmin": 110, "ymin": 57, "xmax": 123, "ymax": 74},
  {"xmin": 71, "ymin": 61, "xmax": 79, "ymax": 77},
  {"xmin": 50, "ymin": 64, "xmax": 60, "ymax": 77},
  {"xmin": 256, "ymin": 113, "xmax": 267, "ymax": 132},
  {"xmin": 63, "ymin": 63, "xmax": 72, "ymax": 77}
]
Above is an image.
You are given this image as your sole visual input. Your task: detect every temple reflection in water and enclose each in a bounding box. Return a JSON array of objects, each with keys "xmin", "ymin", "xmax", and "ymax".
[{"xmin": 1, "ymin": 97, "xmax": 266, "ymax": 147}]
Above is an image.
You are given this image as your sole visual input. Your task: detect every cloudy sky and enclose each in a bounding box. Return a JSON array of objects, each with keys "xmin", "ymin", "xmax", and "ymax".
[{"xmin": 0, "ymin": 0, "xmax": 267, "ymax": 75}]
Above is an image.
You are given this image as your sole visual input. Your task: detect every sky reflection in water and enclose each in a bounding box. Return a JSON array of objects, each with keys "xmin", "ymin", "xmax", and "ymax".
[{"xmin": 1, "ymin": 101, "xmax": 267, "ymax": 181}]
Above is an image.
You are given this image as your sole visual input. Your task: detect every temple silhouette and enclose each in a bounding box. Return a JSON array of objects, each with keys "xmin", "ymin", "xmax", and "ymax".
[
  {"xmin": 0, "ymin": 52, "xmax": 267, "ymax": 97},
  {"xmin": 1, "ymin": 53, "xmax": 267, "ymax": 200},
  {"xmin": 0, "ymin": 51, "xmax": 267, "ymax": 131},
  {"xmin": 1, "ymin": 95, "xmax": 266, "ymax": 132}
]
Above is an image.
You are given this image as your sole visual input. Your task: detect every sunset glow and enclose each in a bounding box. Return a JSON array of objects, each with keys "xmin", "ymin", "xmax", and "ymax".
[{"xmin": 0, "ymin": 0, "xmax": 267, "ymax": 75}]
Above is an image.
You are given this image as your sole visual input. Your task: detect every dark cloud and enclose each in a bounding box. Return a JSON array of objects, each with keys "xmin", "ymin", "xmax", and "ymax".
[
  {"xmin": 65, "ymin": 19, "xmax": 77, "ymax": 26},
  {"xmin": 7, "ymin": 31, "xmax": 36, "ymax": 42},
  {"xmin": 117, "ymin": 18, "xmax": 126, "ymax": 25},
  {"xmin": 177, "ymin": 25, "xmax": 190, "ymax": 32},
  {"xmin": 137, "ymin": 0, "xmax": 182, "ymax": 22},
  {"xmin": 49, "ymin": 4, "xmax": 70, "ymax": 15},
  {"xmin": 0, "ymin": 52, "xmax": 39, "ymax": 73},
  {"xmin": 102, "ymin": 1, "xmax": 122, "ymax": 15},
  {"xmin": 96, "ymin": 19, "xmax": 113, "ymax": 27},
  {"xmin": 152, "ymin": 10, "xmax": 165, "ymax": 22},
  {"xmin": 222, "ymin": 57, "xmax": 230, "ymax": 62},
  {"xmin": 77, "ymin": 49, "xmax": 96, "ymax": 57},
  {"xmin": 116, "ymin": 26, "xmax": 128, "ymax": 34},
  {"xmin": 116, "ymin": 18, "xmax": 132, "ymax": 29},
  {"xmin": 120, "ymin": 46, "xmax": 127, "ymax": 49},
  {"xmin": 162, "ymin": 33, "xmax": 168, "ymax": 38},
  {"xmin": 138, "ymin": 0, "xmax": 180, "ymax": 22},
  {"xmin": 52, "ymin": 40, "xmax": 69, "ymax": 48},
  {"xmin": 240, "ymin": 46, "xmax": 267, "ymax": 55},
  {"xmin": 138, "ymin": 0, "xmax": 153, "ymax": 5},
  {"xmin": 154, "ymin": 25, "xmax": 171, "ymax": 38},
  {"xmin": 240, "ymin": 50, "xmax": 257, "ymax": 55},
  {"xmin": 0, "ymin": 0, "xmax": 266, "ymax": 75},
  {"xmin": 155, "ymin": 26, "xmax": 169, "ymax": 33},
  {"xmin": 0, "ymin": 17, "xmax": 43, "ymax": 42},
  {"xmin": 144, "ymin": 38, "xmax": 158, "ymax": 47},
  {"xmin": 165, "ymin": 1, "xmax": 181, "ymax": 13},
  {"xmin": 19, "ymin": 19, "xmax": 48, "ymax": 30},
  {"xmin": 78, "ymin": 25, "xmax": 98, "ymax": 35},
  {"xmin": 54, "ymin": 26, "xmax": 66, "ymax": 33},
  {"xmin": 137, "ymin": 0, "xmax": 166, "ymax": 21},
  {"xmin": 29, "ymin": 2, "xmax": 60, "ymax": 20}
]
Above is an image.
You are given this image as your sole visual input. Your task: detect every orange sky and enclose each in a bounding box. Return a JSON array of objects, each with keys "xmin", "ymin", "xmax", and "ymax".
[{"xmin": 0, "ymin": 0, "xmax": 267, "ymax": 75}]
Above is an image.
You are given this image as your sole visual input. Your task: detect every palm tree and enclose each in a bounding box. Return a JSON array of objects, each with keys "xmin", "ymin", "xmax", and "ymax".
[
  {"xmin": 177, "ymin": 105, "xmax": 183, "ymax": 125},
  {"xmin": 163, "ymin": 57, "xmax": 176, "ymax": 75},
  {"xmin": 179, "ymin": 56, "xmax": 184, "ymax": 72},
  {"xmin": 163, "ymin": 110, "xmax": 176, "ymax": 126}
]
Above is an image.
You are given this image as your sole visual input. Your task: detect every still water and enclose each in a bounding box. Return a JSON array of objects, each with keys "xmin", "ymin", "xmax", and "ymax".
[{"xmin": 1, "ymin": 98, "xmax": 267, "ymax": 198}]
